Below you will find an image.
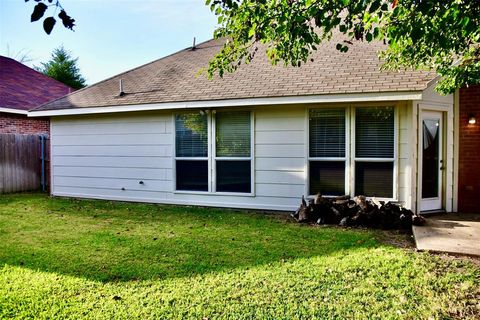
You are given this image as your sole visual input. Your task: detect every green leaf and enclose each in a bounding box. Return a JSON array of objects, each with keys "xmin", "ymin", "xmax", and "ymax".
[
  {"xmin": 366, "ymin": 32, "xmax": 373, "ymax": 42},
  {"xmin": 369, "ymin": 0, "xmax": 381, "ymax": 13},
  {"xmin": 30, "ymin": 2, "xmax": 47, "ymax": 22},
  {"xmin": 43, "ymin": 17, "xmax": 56, "ymax": 35}
]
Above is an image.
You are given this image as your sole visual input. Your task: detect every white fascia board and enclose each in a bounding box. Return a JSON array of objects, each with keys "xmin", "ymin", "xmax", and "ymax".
[
  {"xmin": 0, "ymin": 107, "xmax": 29, "ymax": 115},
  {"xmin": 28, "ymin": 91, "xmax": 423, "ymax": 117}
]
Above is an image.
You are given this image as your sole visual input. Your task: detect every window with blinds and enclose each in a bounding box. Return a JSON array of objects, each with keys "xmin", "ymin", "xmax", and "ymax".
[
  {"xmin": 175, "ymin": 114, "xmax": 208, "ymax": 157},
  {"xmin": 355, "ymin": 107, "xmax": 394, "ymax": 158},
  {"xmin": 175, "ymin": 113, "xmax": 208, "ymax": 191},
  {"xmin": 215, "ymin": 111, "xmax": 251, "ymax": 193},
  {"xmin": 309, "ymin": 108, "xmax": 346, "ymax": 196},
  {"xmin": 310, "ymin": 108, "xmax": 346, "ymax": 158},
  {"xmin": 354, "ymin": 107, "xmax": 395, "ymax": 198},
  {"xmin": 216, "ymin": 111, "xmax": 251, "ymax": 157}
]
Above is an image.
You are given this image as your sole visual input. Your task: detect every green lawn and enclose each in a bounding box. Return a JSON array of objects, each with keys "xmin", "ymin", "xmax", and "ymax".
[{"xmin": 0, "ymin": 193, "xmax": 478, "ymax": 319}]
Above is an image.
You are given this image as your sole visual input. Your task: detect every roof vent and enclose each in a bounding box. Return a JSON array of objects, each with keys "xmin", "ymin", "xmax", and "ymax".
[
  {"xmin": 119, "ymin": 79, "xmax": 125, "ymax": 97},
  {"xmin": 192, "ymin": 37, "xmax": 196, "ymax": 50}
]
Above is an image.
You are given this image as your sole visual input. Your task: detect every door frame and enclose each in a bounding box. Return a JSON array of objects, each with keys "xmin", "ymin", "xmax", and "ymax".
[{"xmin": 417, "ymin": 109, "xmax": 445, "ymax": 212}]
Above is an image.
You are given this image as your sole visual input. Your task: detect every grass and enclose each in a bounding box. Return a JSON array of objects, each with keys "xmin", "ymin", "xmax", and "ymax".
[{"xmin": 0, "ymin": 193, "xmax": 478, "ymax": 319}]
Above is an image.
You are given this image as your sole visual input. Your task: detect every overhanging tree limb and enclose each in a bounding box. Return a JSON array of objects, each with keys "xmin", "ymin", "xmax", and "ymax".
[{"xmin": 206, "ymin": 0, "xmax": 480, "ymax": 94}]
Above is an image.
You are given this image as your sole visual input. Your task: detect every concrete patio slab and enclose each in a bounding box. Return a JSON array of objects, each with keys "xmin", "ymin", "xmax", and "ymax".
[{"xmin": 413, "ymin": 213, "xmax": 480, "ymax": 257}]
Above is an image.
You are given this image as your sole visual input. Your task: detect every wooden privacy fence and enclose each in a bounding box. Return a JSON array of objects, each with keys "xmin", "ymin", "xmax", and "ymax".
[{"xmin": 0, "ymin": 134, "xmax": 48, "ymax": 193}]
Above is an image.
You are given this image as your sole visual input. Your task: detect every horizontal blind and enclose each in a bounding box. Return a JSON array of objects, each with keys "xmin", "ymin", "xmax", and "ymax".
[
  {"xmin": 355, "ymin": 107, "xmax": 394, "ymax": 158},
  {"xmin": 216, "ymin": 111, "xmax": 251, "ymax": 157},
  {"xmin": 309, "ymin": 108, "xmax": 345, "ymax": 158},
  {"xmin": 175, "ymin": 114, "xmax": 208, "ymax": 157}
]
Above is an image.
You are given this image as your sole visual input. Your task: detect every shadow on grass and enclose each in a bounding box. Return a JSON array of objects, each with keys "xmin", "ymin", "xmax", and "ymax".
[{"xmin": 0, "ymin": 193, "xmax": 380, "ymax": 282}]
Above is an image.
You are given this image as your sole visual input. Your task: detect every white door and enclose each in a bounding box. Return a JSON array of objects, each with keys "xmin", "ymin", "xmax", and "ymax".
[{"xmin": 420, "ymin": 111, "xmax": 443, "ymax": 212}]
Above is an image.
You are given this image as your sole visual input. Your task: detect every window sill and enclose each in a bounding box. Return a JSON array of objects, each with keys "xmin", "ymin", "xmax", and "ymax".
[
  {"xmin": 307, "ymin": 194, "xmax": 398, "ymax": 203},
  {"xmin": 174, "ymin": 190, "xmax": 255, "ymax": 197}
]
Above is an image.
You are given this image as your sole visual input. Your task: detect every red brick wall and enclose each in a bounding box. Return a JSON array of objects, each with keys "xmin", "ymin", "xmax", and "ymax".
[
  {"xmin": 0, "ymin": 112, "xmax": 49, "ymax": 135},
  {"xmin": 458, "ymin": 85, "xmax": 480, "ymax": 213}
]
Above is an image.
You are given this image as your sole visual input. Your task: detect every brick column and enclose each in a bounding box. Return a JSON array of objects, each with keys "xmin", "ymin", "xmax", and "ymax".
[{"xmin": 458, "ymin": 85, "xmax": 480, "ymax": 213}]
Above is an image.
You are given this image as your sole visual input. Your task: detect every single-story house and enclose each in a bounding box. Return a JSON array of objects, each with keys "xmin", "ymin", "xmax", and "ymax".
[
  {"xmin": 0, "ymin": 55, "xmax": 72, "ymax": 135},
  {"xmin": 29, "ymin": 37, "xmax": 477, "ymax": 213}
]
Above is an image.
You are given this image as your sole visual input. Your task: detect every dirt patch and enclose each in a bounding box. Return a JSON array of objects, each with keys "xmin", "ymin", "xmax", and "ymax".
[{"xmin": 375, "ymin": 229, "xmax": 416, "ymax": 249}]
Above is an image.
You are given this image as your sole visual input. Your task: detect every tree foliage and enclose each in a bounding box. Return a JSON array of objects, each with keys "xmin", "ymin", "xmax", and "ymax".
[
  {"xmin": 35, "ymin": 46, "xmax": 87, "ymax": 89},
  {"xmin": 206, "ymin": 0, "xmax": 480, "ymax": 94},
  {"xmin": 26, "ymin": 0, "xmax": 75, "ymax": 35}
]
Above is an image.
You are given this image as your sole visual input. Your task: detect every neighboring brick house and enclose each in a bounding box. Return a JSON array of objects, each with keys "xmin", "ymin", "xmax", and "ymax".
[
  {"xmin": 0, "ymin": 56, "xmax": 72, "ymax": 135},
  {"xmin": 457, "ymin": 85, "xmax": 480, "ymax": 213}
]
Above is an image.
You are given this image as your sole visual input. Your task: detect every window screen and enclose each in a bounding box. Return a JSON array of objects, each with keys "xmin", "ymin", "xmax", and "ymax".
[
  {"xmin": 355, "ymin": 107, "xmax": 394, "ymax": 158},
  {"xmin": 310, "ymin": 108, "xmax": 346, "ymax": 158}
]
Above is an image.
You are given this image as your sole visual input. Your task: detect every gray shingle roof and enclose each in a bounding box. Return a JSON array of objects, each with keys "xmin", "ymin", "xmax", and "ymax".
[{"xmin": 32, "ymin": 37, "xmax": 435, "ymax": 112}]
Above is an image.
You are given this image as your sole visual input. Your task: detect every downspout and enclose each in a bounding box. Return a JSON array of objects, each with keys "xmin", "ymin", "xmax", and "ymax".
[{"xmin": 40, "ymin": 135, "xmax": 47, "ymax": 192}]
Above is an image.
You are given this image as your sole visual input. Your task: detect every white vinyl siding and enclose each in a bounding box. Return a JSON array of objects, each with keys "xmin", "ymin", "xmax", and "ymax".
[
  {"xmin": 255, "ymin": 106, "xmax": 306, "ymax": 204},
  {"xmin": 50, "ymin": 106, "xmax": 305, "ymax": 211},
  {"xmin": 398, "ymin": 101, "xmax": 414, "ymax": 210},
  {"xmin": 49, "ymin": 96, "xmax": 453, "ymax": 213},
  {"xmin": 51, "ymin": 113, "xmax": 173, "ymax": 201}
]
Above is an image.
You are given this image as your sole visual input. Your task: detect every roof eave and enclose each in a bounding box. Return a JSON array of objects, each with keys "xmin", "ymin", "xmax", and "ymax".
[
  {"xmin": 0, "ymin": 107, "xmax": 29, "ymax": 115},
  {"xmin": 28, "ymin": 91, "xmax": 424, "ymax": 117}
]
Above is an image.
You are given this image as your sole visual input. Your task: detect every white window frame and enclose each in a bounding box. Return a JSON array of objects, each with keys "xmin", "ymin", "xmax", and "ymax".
[
  {"xmin": 173, "ymin": 110, "xmax": 255, "ymax": 196},
  {"xmin": 173, "ymin": 112, "xmax": 211, "ymax": 193},
  {"xmin": 351, "ymin": 105, "xmax": 398, "ymax": 201},
  {"xmin": 307, "ymin": 106, "xmax": 350, "ymax": 197},
  {"xmin": 212, "ymin": 110, "xmax": 255, "ymax": 195},
  {"xmin": 306, "ymin": 104, "xmax": 398, "ymax": 200}
]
